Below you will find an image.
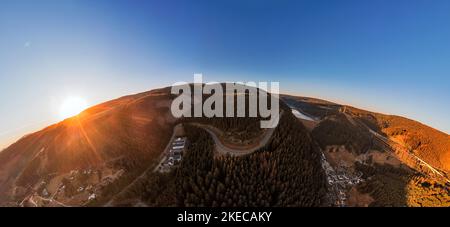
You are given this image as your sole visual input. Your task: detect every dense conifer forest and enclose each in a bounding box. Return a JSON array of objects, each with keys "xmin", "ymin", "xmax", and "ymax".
[{"xmin": 121, "ymin": 111, "xmax": 328, "ymax": 207}]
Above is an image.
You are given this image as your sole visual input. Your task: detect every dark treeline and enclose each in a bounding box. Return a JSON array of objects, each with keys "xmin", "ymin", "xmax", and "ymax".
[
  {"xmin": 177, "ymin": 83, "xmax": 282, "ymax": 142},
  {"xmin": 355, "ymin": 162, "xmax": 412, "ymax": 206},
  {"xmin": 345, "ymin": 106, "xmax": 450, "ymax": 172},
  {"xmin": 114, "ymin": 90, "xmax": 327, "ymax": 207},
  {"xmin": 312, "ymin": 113, "xmax": 374, "ymax": 154},
  {"xmin": 282, "ymin": 96, "xmax": 341, "ymax": 119},
  {"xmin": 177, "ymin": 112, "xmax": 326, "ymax": 207},
  {"xmin": 118, "ymin": 110, "xmax": 328, "ymax": 207}
]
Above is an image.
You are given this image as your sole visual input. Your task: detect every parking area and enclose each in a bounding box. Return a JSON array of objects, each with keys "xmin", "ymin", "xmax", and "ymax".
[{"xmin": 156, "ymin": 137, "xmax": 187, "ymax": 173}]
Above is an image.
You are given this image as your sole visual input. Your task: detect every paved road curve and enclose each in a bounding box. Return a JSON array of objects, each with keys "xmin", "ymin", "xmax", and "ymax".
[
  {"xmin": 104, "ymin": 112, "xmax": 283, "ymax": 206},
  {"xmin": 191, "ymin": 111, "xmax": 283, "ymax": 157},
  {"xmin": 104, "ymin": 125, "xmax": 179, "ymax": 206}
]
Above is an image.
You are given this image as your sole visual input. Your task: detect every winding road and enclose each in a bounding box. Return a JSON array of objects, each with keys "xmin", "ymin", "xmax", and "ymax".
[{"xmin": 344, "ymin": 112, "xmax": 450, "ymax": 182}]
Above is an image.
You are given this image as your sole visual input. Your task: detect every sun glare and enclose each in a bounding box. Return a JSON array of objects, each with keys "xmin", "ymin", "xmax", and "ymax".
[{"xmin": 59, "ymin": 96, "xmax": 88, "ymax": 120}]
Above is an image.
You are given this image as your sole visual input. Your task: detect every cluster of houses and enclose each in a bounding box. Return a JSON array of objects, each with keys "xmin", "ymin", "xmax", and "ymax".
[
  {"xmin": 158, "ymin": 137, "xmax": 187, "ymax": 172},
  {"xmin": 319, "ymin": 151, "xmax": 364, "ymax": 207}
]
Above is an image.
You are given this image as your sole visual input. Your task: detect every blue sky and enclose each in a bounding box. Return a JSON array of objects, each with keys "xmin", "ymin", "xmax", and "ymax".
[{"xmin": 1, "ymin": 0, "xmax": 449, "ymax": 148}]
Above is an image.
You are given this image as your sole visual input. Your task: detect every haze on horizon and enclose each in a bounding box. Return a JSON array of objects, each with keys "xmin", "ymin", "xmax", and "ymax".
[{"xmin": 1, "ymin": 0, "xmax": 450, "ymax": 149}]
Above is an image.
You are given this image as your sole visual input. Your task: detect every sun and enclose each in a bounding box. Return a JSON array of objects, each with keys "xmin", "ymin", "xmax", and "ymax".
[{"xmin": 59, "ymin": 96, "xmax": 88, "ymax": 120}]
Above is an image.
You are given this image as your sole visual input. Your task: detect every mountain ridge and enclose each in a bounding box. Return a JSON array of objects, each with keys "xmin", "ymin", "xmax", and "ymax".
[{"xmin": 0, "ymin": 86, "xmax": 449, "ymax": 207}]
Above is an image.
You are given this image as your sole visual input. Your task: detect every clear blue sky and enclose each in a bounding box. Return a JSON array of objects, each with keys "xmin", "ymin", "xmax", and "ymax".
[{"xmin": 1, "ymin": 0, "xmax": 450, "ymax": 148}]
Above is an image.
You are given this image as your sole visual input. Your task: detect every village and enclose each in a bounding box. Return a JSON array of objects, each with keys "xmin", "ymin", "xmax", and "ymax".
[
  {"xmin": 319, "ymin": 151, "xmax": 364, "ymax": 207},
  {"xmin": 17, "ymin": 167, "xmax": 125, "ymax": 207}
]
